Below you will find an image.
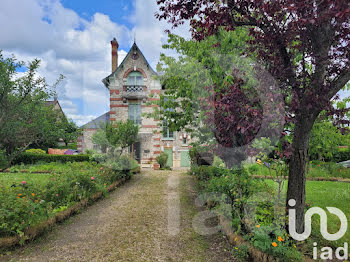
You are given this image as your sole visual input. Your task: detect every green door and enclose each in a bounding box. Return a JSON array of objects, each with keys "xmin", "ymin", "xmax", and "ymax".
[
  {"xmin": 164, "ymin": 148, "xmax": 173, "ymax": 167},
  {"xmin": 180, "ymin": 151, "xmax": 190, "ymax": 167}
]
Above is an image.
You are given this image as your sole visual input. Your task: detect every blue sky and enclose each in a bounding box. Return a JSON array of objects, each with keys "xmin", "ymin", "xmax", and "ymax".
[{"xmin": 0, "ymin": 0, "xmax": 190, "ymax": 126}]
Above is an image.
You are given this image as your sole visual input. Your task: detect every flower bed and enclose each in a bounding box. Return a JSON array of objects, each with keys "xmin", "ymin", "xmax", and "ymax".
[{"xmin": 0, "ymin": 162, "xmax": 133, "ymax": 247}]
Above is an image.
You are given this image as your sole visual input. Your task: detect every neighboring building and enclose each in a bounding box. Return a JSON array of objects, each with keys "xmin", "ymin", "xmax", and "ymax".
[
  {"xmin": 79, "ymin": 38, "xmax": 191, "ymax": 169},
  {"xmin": 46, "ymin": 97, "xmax": 67, "ymax": 147},
  {"xmin": 45, "ymin": 97, "xmax": 66, "ymax": 119}
]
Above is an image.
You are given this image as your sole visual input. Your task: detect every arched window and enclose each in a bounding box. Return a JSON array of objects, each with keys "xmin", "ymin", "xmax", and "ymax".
[{"xmin": 127, "ymin": 71, "xmax": 144, "ymax": 86}]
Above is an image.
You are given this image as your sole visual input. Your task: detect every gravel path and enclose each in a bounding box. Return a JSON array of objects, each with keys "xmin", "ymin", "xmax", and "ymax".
[{"xmin": 3, "ymin": 170, "xmax": 236, "ymax": 262}]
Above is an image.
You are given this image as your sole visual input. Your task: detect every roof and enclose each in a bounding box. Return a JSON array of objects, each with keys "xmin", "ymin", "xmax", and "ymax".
[
  {"xmin": 80, "ymin": 112, "xmax": 110, "ymax": 129},
  {"xmin": 45, "ymin": 100, "xmax": 57, "ymax": 106},
  {"xmin": 45, "ymin": 99, "xmax": 67, "ymax": 120},
  {"xmin": 102, "ymin": 42, "xmax": 158, "ymax": 88}
]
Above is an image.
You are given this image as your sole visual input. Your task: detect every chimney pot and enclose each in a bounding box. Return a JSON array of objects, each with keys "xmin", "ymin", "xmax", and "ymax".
[{"xmin": 111, "ymin": 38, "xmax": 119, "ymax": 72}]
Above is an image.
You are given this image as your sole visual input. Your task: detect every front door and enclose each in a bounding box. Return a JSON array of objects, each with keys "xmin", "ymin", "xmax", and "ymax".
[
  {"xmin": 164, "ymin": 148, "xmax": 173, "ymax": 167},
  {"xmin": 131, "ymin": 142, "xmax": 141, "ymax": 163},
  {"xmin": 180, "ymin": 151, "xmax": 190, "ymax": 167}
]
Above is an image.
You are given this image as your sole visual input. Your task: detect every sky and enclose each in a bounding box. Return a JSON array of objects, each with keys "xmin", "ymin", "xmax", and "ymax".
[{"xmin": 0, "ymin": 0, "xmax": 190, "ymax": 126}]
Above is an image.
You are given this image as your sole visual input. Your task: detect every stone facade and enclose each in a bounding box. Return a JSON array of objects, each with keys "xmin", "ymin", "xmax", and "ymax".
[{"xmin": 79, "ymin": 40, "xmax": 191, "ymax": 169}]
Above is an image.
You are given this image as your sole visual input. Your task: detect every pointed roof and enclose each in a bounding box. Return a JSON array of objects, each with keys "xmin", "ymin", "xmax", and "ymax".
[
  {"xmin": 80, "ymin": 112, "xmax": 110, "ymax": 129},
  {"xmin": 102, "ymin": 42, "xmax": 157, "ymax": 88}
]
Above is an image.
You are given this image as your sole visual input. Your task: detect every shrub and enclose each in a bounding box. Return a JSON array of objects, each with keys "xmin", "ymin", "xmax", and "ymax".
[
  {"xmin": 212, "ymin": 155, "xmax": 225, "ymax": 167},
  {"xmin": 13, "ymin": 152, "xmax": 90, "ymax": 165},
  {"xmin": 156, "ymin": 152, "xmax": 168, "ymax": 168},
  {"xmin": 25, "ymin": 149, "xmax": 46, "ymax": 154},
  {"xmin": 189, "ymin": 146, "xmax": 213, "ymax": 166}
]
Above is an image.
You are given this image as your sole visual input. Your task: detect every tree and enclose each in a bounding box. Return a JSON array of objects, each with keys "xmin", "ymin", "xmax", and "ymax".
[
  {"xmin": 151, "ymin": 30, "xmax": 283, "ymax": 167},
  {"xmin": 59, "ymin": 118, "xmax": 79, "ymax": 147},
  {"xmin": 0, "ymin": 51, "xmax": 62, "ymax": 168},
  {"xmin": 156, "ymin": 0, "xmax": 350, "ymax": 232},
  {"xmin": 309, "ymin": 116, "xmax": 348, "ymax": 161},
  {"xmin": 105, "ymin": 120, "xmax": 139, "ymax": 156},
  {"xmin": 91, "ymin": 128, "xmax": 110, "ymax": 153}
]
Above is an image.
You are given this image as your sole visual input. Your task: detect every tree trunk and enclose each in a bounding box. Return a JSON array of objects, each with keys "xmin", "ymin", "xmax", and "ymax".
[{"xmin": 287, "ymin": 112, "xmax": 318, "ymax": 233}]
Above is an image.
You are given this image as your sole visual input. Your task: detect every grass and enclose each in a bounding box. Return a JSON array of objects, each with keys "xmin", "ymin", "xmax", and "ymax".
[
  {"xmin": 264, "ymin": 179, "xmax": 350, "ymax": 247},
  {"xmin": 0, "ymin": 172, "xmax": 53, "ymax": 187},
  {"xmin": 245, "ymin": 161, "xmax": 350, "ymax": 179}
]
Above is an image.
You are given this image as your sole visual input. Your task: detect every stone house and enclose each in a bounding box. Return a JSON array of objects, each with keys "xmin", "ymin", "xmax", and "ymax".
[{"xmin": 78, "ymin": 38, "xmax": 191, "ymax": 169}]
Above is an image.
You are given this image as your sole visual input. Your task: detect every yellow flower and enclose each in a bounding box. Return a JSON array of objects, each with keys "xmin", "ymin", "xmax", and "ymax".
[
  {"xmin": 31, "ymin": 193, "xmax": 35, "ymax": 197},
  {"xmin": 278, "ymin": 236, "xmax": 284, "ymax": 242},
  {"xmin": 257, "ymin": 159, "xmax": 262, "ymax": 165},
  {"xmin": 293, "ymin": 245, "xmax": 297, "ymax": 248},
  {"xmin": 35, "ymin": 200, "xmax": 38, "ymax": 203},
  {"xmin": 272, "ymin": 242, "xmax": 277, "ymax": 247},
  {"xmin": 234, "ymin": 237, "xmax": 238, "ymax": 241},
  {"xmin": 234, "ymin": 247, "xmax": 238, "ymax": 250}
]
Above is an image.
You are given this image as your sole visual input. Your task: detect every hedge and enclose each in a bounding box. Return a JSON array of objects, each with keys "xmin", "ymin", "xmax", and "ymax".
[{"xmin": 13, "ymin": 152, "xmax": 90, "ymax": 165}]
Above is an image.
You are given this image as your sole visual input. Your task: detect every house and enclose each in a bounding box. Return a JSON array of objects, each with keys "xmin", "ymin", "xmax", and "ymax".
[{"xmin": 78, "ymin": 38, "xmax": 191, "ymax": 169}]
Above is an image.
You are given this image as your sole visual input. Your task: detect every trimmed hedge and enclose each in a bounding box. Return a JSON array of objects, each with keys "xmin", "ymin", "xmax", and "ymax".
[{"xmin": 13, "ymin": 152, "xmax": 90, "ymax": 165}]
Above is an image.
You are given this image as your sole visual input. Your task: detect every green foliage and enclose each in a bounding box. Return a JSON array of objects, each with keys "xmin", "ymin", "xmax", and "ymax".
[
  {"xmin": 25, "ymin": 149, "xmax": 46, "ymax": 154},
  {"xmin": 212, "ymin": 155, "xmax": 225, "ymax": 168},
  {"xmin": 0, "ymin": 150, "xmax": 7, "ymax": 170},
  {"xmin": 147, "ymin": 29, "xmax": 254, "ymax": 149},
  {"xmin": 232, "ymin": 244, "xmax": 250, "ymax": 261},
  {"xmin": 105, "ymin": 120, "xmax": 139, "ymax": 154},
  {"xmin": 0, "ymin": 50, "xmax": 63, "ymax": 167},
  {"xmin": 156, "ymin": 152, "xmax": 168, "ymax": 168},
  {"xmin": 13, "ymin": 152, "xmax": 90, "ymax": 165},
  {"xmin": 91, "ymin": 129, "xmax": 110, "ymax": 153},
  {"xmin": 59, "ymin": 119, "xmax": 79, "ymax": 146},
  {"xmin": 251, "ymin": 226, "xmax": 302, "ymax": 262},
  {"xmin": 0, "ymin": 161, "xmax": 131, "ymax": 237},
  {"xmin": 309, "ymin": 119, "xmax": 346, "ymax": 161}
]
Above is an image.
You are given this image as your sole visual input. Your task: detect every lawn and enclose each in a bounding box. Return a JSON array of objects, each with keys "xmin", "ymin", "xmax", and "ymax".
[
  {"xmin": 264, "ymin": 179, "xmax": 350, "ymax": 248},
  {"xmin": 245, "ymin": 161, "xmax": 350, "ymax": 179},
  {"xmin": 0, "ymin": 172, "xmax": 52, "ymax": 187}
]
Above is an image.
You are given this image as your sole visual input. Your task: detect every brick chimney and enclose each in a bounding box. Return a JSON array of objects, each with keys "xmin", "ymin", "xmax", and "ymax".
[{"xmin": 111, "ymin": 37, "xmax": 119, "ymax": 72}]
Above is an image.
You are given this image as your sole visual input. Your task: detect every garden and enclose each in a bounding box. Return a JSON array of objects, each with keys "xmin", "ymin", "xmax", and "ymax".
[
  {"xmin": 0, "ymin": 157, "xmax": 136, "ymax": 248},
  {"xmin": 189, "ymin": 151, "xmax": 350, "ymax": 261}
]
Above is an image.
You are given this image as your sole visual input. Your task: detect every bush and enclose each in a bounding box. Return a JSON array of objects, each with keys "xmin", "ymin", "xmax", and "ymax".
[
  {"xmin": 189, "ymin": 146, "xmax": 213, "ymax": 166},
  {"xmin": 212, "ymin": 155, "xmax": 225, "ymax": 167},
  {"xmin": 13, "ymin": 152, "xmax": 90, "ymax": 165},
  {"xmin": 156, "ymin": 152, "xmax": 168, "ymax": 168},
  {"xmin": 25, "ymin": 149, "xmax": 46, "ymax": 154}
]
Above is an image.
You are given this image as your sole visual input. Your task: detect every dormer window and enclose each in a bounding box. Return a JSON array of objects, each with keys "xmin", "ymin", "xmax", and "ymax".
[{"xmin": 127, "ymin": 71, "xmax": 143, "ymax": 86}]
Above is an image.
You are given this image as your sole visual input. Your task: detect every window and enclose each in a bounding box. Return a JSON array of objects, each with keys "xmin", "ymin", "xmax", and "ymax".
[
  {"xmin": 127, "ymin": 71, "xmax": 143, "ymax": 86},
  {"xmin": 129, "ymin": 103, "xmax": 141, "ymax": 125},
  {"xmin": 182, "ymin": 137, "xmax": 187, "ymax": 145},
  {"xmin": 163, "ymin": 119, "xmax": 174, "ymax": 139}
]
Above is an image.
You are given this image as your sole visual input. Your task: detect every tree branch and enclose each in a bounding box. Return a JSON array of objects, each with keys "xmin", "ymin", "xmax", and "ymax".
[{"xmin": 327, "ymin": 71, "xmax": 350, "ymax": 100}]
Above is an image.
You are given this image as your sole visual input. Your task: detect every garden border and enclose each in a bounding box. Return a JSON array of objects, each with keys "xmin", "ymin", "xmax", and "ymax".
[
  {"xmin": 0, "ymin": 176, "xmax": 131, "ymax": 249},
  {"xmin": 217, "ymin": 213, "xmax": 314, "ymax": 262}
]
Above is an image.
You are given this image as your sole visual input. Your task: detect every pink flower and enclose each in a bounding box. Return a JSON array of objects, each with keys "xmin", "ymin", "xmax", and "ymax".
[
  {"xmin": 56, "ymin": 194, "xmax": 59, "ymax": 197},
  {"xmin": 100, "ymin": 167, "xmax": 103, "ymax": 170},
  {"xmin": 21, "ymin": 181, "xmax": 26, "ymax": 185},
  {"xmin": 91, "ymin": 177, "xmax": 95, "ymax": 180}
]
